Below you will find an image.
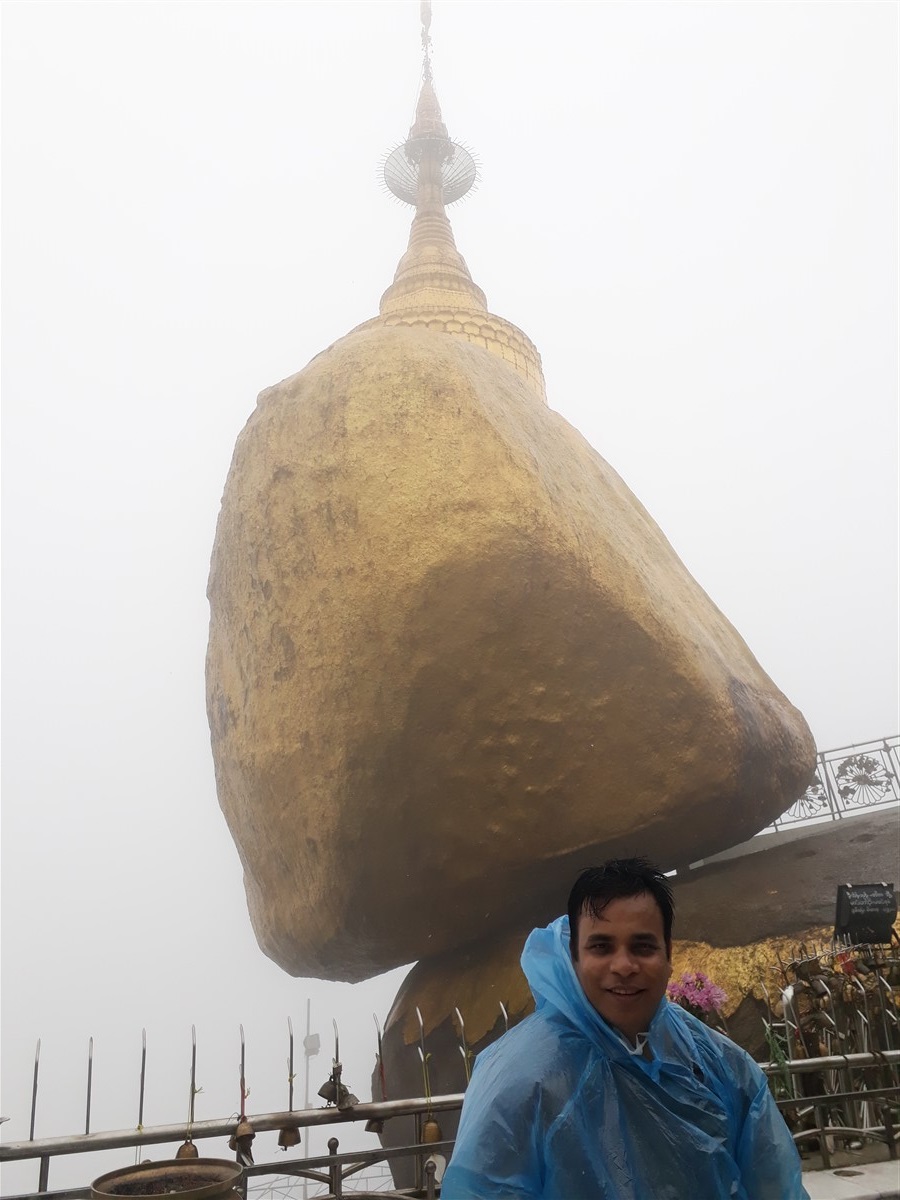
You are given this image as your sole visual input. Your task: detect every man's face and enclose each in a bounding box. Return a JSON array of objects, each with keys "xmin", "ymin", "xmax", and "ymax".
[{"xmin": 572, "ymin": 892, "xmax": 672, "ymax": 1044}]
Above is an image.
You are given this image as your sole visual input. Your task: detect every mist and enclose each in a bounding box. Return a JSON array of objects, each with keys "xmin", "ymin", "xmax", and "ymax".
[{"xmin": 2, "ymin": 1, "xmax": 897, "ymax": 1193}]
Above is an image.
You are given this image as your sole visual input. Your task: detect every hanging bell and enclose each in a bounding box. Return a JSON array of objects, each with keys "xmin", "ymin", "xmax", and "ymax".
[
  {"xmin": 364, "ymin": 1118, "xmax": 384, "ymax": 1134},
  {"xmin": 229, "ymin": 1118, "xmax": 256, "ymax": 1164},
  {"xmin": 336, "ymin": 1084, "xmax": 358, "ymax": 1112},
  {"xmin": 317, "ymin": 1078, "xmax": 338, "ymax": 1104},
  {"xmin": 422, "ymin": 1117, "xmax": 442, "ymax": 1144},
  {"xmin": 277, "ymin": 1124, "xmax": 301, "ymax": 1150},
  {"xmin": 175, "ymin": 1140, "xmax": 199, "ymax": 1160},
  {"xmin": 229, "ymin": 1117, "xmax": 255, "ymax": 1145}
]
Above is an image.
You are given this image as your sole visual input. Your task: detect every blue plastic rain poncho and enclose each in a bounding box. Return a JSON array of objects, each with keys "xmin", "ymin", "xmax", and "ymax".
[{"xmin": 441, "ymin": 916, "xmax": 808, "ymax": 1200}]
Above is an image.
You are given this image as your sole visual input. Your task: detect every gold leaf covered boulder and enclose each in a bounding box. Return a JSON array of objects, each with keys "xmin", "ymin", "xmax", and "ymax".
[{"xmin": 206, "ymin": 316, "xmax": 813, "ymax": 981}]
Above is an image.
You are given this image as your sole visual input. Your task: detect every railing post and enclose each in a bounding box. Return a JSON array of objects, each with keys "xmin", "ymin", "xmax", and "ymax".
[
  {"xmin": 37, "ymin": 1155, "xmax": 50, "ymax": 1193},
  {"xmin": 414, "ymin": 1109, "xmax": 423, "ymax": 1194},
  {"xmin": 881, "ymin": 1103, "xmax": 897, "ymax": 1161},
  {"xmin": 884, "ymin": 737, "xmax": 900, "ymax": 792},
  {"xmin": 813, "ymin": 1103, "xmax": 831, "ymax": 1169},
  {"xmin": 327, "ymin": 1136, "xmax": 341, "ymax": 1199},
  {"xmin": 424, "ymin": 1157, "xmax": 437, "ymax": 1200},
  {"xmin": 820, "ymin": 750, "xmax": 843, "ymax": 820}
]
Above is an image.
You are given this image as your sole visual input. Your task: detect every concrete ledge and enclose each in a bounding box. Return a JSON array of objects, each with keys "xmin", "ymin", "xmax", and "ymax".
[{"xmin": 804, "ymin": 1161, "xmax": 900, "ymax": 1200}]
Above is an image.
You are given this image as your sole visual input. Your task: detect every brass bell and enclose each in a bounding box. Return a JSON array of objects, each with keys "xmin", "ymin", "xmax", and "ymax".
[
  {"xmin": 277, "ymin": 1125, "xmax": 301, "ymax": 1150},
  {"xmin": 364, "ymin": 1118, "xmax": 384, "ymax": 1134},
  {"xmin": 229, "ymin": 1117, "xmax": 256, "ymax": 1163},
  {"xmin": 422, "ymin": 1117, "xmax": 442, "ymax": 1144},
  {"xmin": 175, "ymin": 1140, "xmax": 199, "ymax": 1160}
]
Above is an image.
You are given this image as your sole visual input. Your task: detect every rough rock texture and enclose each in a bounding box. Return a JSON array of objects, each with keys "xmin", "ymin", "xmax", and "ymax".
[{"xmin": 206, "ymin": 321, "xmax": 815, "ymax": 981}]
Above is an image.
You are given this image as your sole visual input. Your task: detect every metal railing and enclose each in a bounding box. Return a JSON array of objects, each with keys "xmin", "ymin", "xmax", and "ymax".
[
  {"xmin": 762, "ymin": 1051, "xmax": 900, "ymax": 1170},
  {"xmin": 765, "ymin": 735, "xmax": 899, "ymax": 832},
  {"xmin": 2, "ymin": 1055, "xmax": 899, "ymax": 1199},
  {"xmin": 0, "ymin": 1095, "xmax": 463, "ymax": 1200}
]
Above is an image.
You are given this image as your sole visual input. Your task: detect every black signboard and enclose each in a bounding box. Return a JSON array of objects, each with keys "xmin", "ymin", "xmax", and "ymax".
[{"xmin": 834, "ymin": 882, "xmax": 897, "ymax": 944}]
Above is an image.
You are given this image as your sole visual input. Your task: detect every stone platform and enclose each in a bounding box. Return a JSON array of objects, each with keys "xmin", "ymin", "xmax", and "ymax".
[{"xmin": 804, "ymin": 1160, "xmax": 900, "ymax": 1200}]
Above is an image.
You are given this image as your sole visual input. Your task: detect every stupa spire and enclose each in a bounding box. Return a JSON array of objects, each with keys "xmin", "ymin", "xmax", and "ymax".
[
  {"xmin": 380, "ymin": 3, "xmax": 486, "ymax": 317},
  {"xmin": 372, "ymin": 2, "xmax": 546, "ymax": 402}
]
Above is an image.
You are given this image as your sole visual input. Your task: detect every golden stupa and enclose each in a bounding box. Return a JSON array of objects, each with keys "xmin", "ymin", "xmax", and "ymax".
[
  {"xmin": 205, "ymin": 4, "xmax": 815, "ymax": 984},
  {"xmin": 355, "ymin": 59, "xmax": 545, "ymax": 403}
]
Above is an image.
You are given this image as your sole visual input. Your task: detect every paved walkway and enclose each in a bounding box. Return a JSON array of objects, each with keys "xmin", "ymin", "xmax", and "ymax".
[{"xmin": 804, "ymin": 1160, "xmax": 900, "ymax": 1199}]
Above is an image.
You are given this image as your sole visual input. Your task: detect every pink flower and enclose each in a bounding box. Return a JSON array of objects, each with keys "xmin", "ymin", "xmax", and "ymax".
[{"xmin": 667, "ymin": 971, "xmax": 728, "ymax": 1015}]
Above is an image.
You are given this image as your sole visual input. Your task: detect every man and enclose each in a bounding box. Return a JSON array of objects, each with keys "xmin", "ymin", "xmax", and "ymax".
[{"xmin": 441, "ymin": 858, "xmax": 807, "ymax": 1199}]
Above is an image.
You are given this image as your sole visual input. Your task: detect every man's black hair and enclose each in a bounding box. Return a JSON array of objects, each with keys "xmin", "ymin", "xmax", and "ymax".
[{"xmin": 567, "ymin": 857, "xmax": 674, "ymax": 958}]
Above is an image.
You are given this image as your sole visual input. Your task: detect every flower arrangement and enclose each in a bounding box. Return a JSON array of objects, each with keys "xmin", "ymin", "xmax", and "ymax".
[{"xmin": 667, "ymin": 971, "xmax": 729, "ymax": 1026}]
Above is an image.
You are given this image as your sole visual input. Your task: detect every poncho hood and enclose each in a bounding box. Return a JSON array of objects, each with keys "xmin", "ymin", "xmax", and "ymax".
[{"xmin": 522, "ymin": 914, "xmax": 697, "ymax": 1083}]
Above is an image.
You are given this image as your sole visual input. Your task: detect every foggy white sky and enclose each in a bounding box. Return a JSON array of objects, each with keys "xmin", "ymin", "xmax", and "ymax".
[{"xmin": 2, "ymin": 0, "xmax": 898, "ymax": 1191}]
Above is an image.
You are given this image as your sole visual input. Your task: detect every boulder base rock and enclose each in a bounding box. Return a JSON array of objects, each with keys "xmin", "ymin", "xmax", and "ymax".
[
  {"xmin": 671, "ymin": 808, "xmax": 899, "ymax": 945},
  {"xmin": 206, "ymin": 322, "xmax": 815, "ymax": 981}
]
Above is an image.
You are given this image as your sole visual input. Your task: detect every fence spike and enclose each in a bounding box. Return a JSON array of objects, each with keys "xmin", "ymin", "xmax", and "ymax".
[
  {"xmin": 138, "ymin": 1029, "xmax": 147, "ymax": 1131},
  {"xmin": 29, "ymin": 1039, "xmax": 40, "ymax": 1142},
  {"xmin": 373, "ymin": 1015, "xmax": 387, "ymax": 1101},
  {"xmin": 454, "ymin": 1007, "xmax": 471, "ymax": 1084},
  {"xmin": 415, "ymin": 1010, "xmax": 433, "ymax": 1108},
  {"xmin": 84, "ymin": 1038, "xmax": 94, "ymax": 1136},
  {"xmin": 287, "ymin": 1017, "xmax": 295, "ymax": 1111},
  {"xmin": 188, "ymin": 1026, "xmax": 198, "ymax": 1132},
  {"xmin": 238, "ymin": 1024, "xmax": 248, "ymax": 1119}
]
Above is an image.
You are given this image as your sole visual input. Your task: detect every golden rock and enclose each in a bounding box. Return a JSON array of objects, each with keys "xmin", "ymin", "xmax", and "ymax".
[{"xmin": 206, "ymin": 316, "xmax": 814, "ymax": 981}]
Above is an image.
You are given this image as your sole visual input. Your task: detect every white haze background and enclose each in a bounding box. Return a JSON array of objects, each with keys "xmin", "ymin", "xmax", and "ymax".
[{"xmin": 2, "ymin": 1, "xmax": 898, "ymax": 1191}]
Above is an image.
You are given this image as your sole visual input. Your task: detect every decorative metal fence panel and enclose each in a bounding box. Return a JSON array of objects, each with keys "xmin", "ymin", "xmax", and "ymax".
[{"xmin": 766, "ymin": 736, "xmax": 899, "ymax": 832}]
